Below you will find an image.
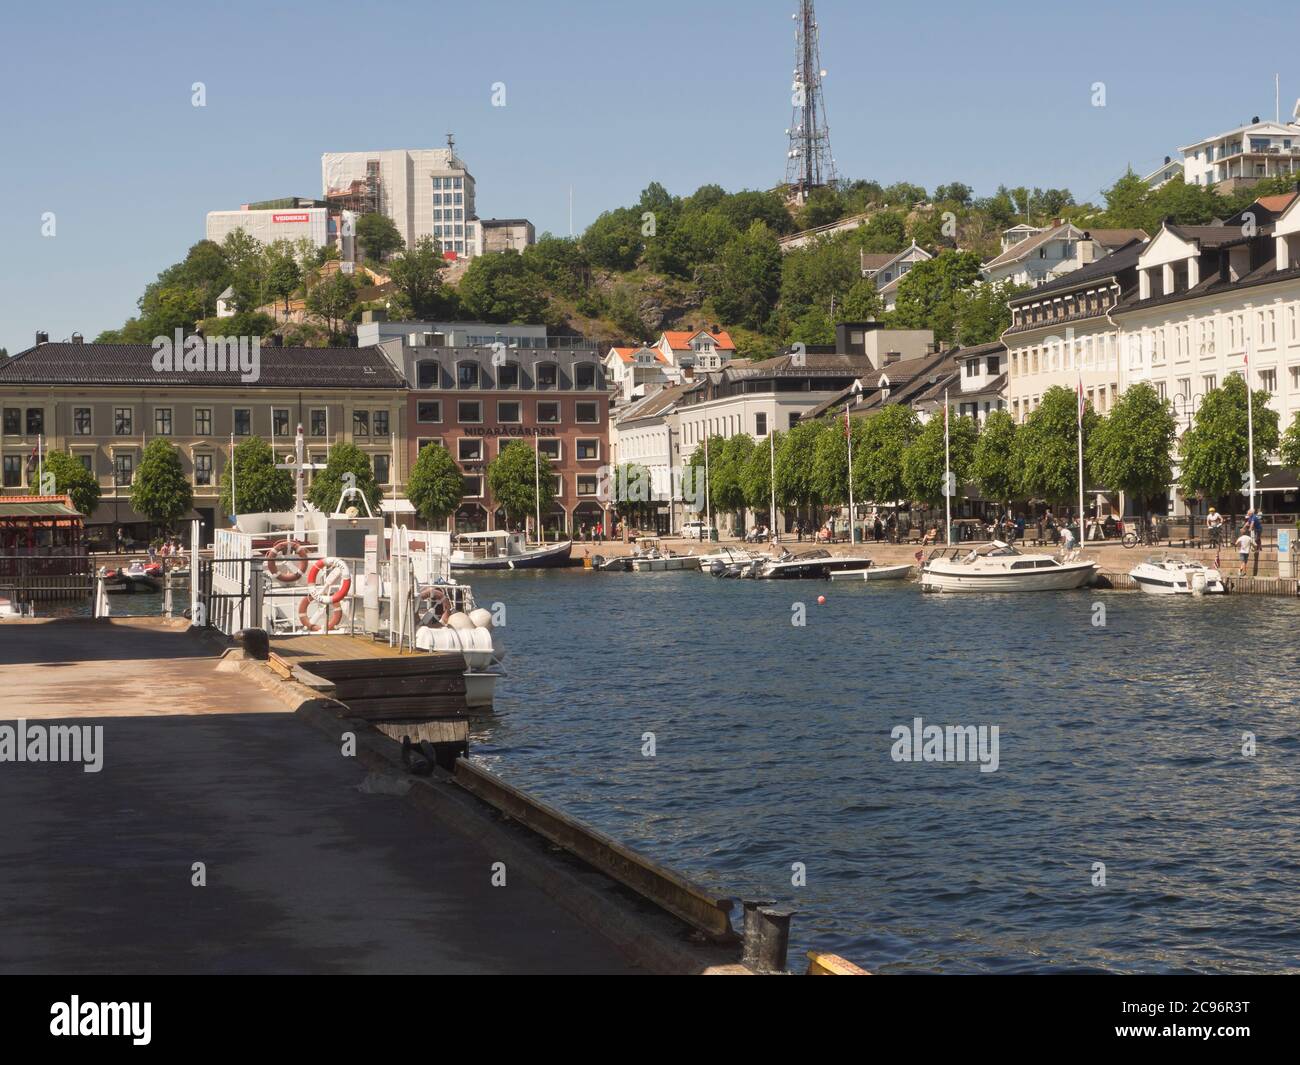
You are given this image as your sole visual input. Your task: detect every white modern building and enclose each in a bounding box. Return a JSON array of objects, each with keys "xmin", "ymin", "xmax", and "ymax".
[
  {"xmin": 1178, "ymin": 113, "xmax": 1300, "ymax": 191},
  {"xmin": 205, "ymin": 204, "xmax": 355, "ymax": 259},
  {"xmin": 322, "ymin": 146, "xmax": 478, "ymax": 257}
]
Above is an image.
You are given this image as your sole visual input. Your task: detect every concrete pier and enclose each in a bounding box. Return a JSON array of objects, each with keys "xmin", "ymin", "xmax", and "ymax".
[{"xmin": 0, "ymin": 619, "xmax": 639, "ymax": 974}]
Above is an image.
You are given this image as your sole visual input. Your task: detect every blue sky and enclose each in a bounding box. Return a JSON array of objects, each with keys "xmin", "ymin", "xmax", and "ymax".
[{"xmin": 1, "ymin": 0, "xmax": 1298, "ymax": 353}]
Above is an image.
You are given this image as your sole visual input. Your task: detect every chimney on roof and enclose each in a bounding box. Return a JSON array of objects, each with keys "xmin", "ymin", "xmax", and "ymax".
[
  {"xmin": 683, "ymin": 365, "xmax": 694, "ymax": 380},
  {"xmin": 35, "ymin": 331, "xmax": 48, "ymax": 346},
  {"xmin": 1252, "ymin": 115, "xmax": 1260, "ymax": 124},
  {"xmin": 71, "ymin": 332, "xmax": 83, "ymax": 345},
  {"xmin": 1164, "ymin": 155, "xmax": 1172, "ymax": 165},
  {"xmin": 885, "ymin": 351, "xmax": 901, "ymax": 365},
  {"xmin": 710, "ymin": 324, "xmax": 720, "ymax": 333}
]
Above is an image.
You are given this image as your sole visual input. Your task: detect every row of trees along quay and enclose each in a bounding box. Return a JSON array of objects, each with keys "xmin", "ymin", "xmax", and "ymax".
[
  {"xmin": 34, "ymin": 436, "xmax": 564, "ymax": 536},
  {"xmin": 640, "ymin": 375, "xmax": 1298, "ymax": 533}
]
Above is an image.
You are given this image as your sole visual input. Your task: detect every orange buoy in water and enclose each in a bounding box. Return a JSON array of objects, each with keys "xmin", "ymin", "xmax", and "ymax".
[{"xmin": 817, "ymin": 595, "xmax": 826, "ymax": 605}]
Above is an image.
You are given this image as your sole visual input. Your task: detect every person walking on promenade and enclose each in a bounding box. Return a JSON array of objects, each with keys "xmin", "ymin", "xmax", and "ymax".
[
  {"xmin": 795, "ymin": 519, "xmax": 803, "ymax": 543},
  {"xmin": 1248, "ymin": 508, "xmax": 1262, "ymax": 548}
]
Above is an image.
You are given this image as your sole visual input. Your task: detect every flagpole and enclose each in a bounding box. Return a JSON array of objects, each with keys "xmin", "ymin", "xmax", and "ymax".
[
  {"xmin": 943, "ymin": 389, "xmax": 951, "ymax": 547},
  {"xmin": 229, "ymin": 430, "xmax": 237, "ymax": 515},
  {"xmin": 845, "ymin": 402, "xmax": 855, "ymax": 545},
  {"xmin": 769, "ymin": 429, "xmax": 777, "ymax": 540},
  {"xmin": 703, "ymin": 434, "xmax": 712, "ymax": 536},
  {"xmin": 37, "ymin": 434, "xmax": 44, "ymax": 494},
  {"xmin": 534, "ymin": 434, "xmax": 542, "ymax": 542},
  {"xmin": 1246, "ymin": 336, "xmax": 1256, "ymax": 514},
  {"xmin": 1077, "ymin": 373, "xmax": 1086, "ymax": 542}
]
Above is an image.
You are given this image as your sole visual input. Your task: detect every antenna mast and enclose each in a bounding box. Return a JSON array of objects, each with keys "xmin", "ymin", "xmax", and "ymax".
[{"xmin": 784, "ymin": 0, "xmax": 836, "ymax": 202}]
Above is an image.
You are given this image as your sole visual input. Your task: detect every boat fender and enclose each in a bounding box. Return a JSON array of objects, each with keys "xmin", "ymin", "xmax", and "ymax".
[
  {"xmin": 265, "ymin": 539, "xmax": 311, "ymax": 582},
  {"xmin": 468, "ymin": 607, "xmax": 493, "ymax": 628}
]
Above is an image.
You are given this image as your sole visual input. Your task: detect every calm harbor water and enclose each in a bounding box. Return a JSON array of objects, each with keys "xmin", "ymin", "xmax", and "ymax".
[{"xmin": 467, "ymin": 569, "xmax": 1300, "ymax": 974}]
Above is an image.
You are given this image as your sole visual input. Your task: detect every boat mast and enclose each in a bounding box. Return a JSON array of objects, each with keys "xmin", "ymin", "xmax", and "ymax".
[{"xmin": 845, "ymin": 401, "xmax": 854, "ymax": 545}]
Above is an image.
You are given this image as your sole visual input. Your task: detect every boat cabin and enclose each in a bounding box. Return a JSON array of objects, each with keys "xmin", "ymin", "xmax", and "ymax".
[{"xmin": 452, "ymin": 530, "xmax": 530, "ymax": 560}]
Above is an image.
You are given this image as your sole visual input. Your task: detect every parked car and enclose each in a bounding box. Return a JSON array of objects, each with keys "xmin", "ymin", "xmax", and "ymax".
[{"xmin": 680, "ymin": 520, "xmax": 709, "ymax": 540}]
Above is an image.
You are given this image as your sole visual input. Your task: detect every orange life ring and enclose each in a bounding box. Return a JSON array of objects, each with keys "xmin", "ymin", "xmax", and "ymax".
[
  {"xmin": 304, "ymin": 557, "xmax": 352, "ymax": 604},
  {"xmin": 265, "ymin": 539, "xmax": 310, "ymax": 582},
  {"xmin": 297, "ymin": 595, "xmax": 343, "ymax": 632}
]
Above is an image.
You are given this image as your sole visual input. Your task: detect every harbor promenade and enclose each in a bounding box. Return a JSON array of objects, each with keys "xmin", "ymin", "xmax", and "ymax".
[{"xmin": 0, "ymin": 619, "xmax": 639, "ymax": 974}]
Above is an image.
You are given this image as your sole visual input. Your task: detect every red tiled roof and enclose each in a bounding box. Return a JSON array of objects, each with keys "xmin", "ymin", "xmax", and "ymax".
[
  {"xmin": 661, "ymin": 330, "xmax": 736, "ymax": 351},
  {"xmin": 609, "ymin": 346, "xmax": 668, "ymax": 364}
]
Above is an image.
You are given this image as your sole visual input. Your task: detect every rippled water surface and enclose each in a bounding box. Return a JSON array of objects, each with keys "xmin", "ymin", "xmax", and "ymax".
[{"xmin": 466, "ymin": 569, "xmax": 1300, "ymax": 973}]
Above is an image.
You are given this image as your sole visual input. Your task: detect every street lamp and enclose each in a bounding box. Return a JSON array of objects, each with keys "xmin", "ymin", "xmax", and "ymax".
[{"xmin": 1171, "ymin": 391, "xmax": 1204, "ymax": 533}]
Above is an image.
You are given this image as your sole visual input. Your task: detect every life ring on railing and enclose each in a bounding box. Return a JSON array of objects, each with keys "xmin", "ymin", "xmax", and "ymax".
[
  {"xmin": 296, "ymin": 557, "xmax": 352, "ymax": 632},
  {"xmin": 415, "ymin": 584, "xmax": 452, "ymax": 626},
  {"xmin": 264, "ymin": 539, "xmax": 310, "ymax": 582}
]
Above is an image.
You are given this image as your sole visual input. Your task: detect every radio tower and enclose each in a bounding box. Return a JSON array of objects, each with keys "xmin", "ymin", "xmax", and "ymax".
[{"xmin": 783, "ymin": 0, "xmax": 836, "ymax": 203}]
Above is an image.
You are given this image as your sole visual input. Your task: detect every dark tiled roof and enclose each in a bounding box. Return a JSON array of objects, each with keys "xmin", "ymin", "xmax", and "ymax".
[
  {"xmin": 0, "ymin": 342, "xmax": 405, "ymax": 388},
  {"xmin": 1115, "ymin": 257, "xmax": 1300, "ymax": 315},
  {"xmin": 1008, "ymin": 238, "xmax": 1146, "ymax": 305}
]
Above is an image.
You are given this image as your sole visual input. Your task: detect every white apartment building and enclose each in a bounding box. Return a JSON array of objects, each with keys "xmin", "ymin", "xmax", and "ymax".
[
  {"xmin": 1178, "ymin": 114, "xmax": 1300, "ymax": 191},
  {"xmin": 1004, "ymin": 239, "xmax": 1147, "ymax": 423},
  {"xmin": 604, "ymin": 345, "xmax": 671, "ymax": 405},
  {"xmin": 205, "ymin": 205, "xmax": 356, "ymax": 259},
  {"xmin": 654, "ymin": 328, "xmax": 736, "ymax": 375},
  {"xmin": 322, "ymin": 147, "xmax": 478, "ymax": 257}
]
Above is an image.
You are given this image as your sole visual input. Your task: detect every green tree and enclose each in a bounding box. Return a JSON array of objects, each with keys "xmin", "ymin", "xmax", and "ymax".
[
  {"xmin": 971, "ymin": 409, "xmax": 1019, "ymax": 504},
  {"xmin": 307, "ymin": 441, "xmax": 381, "ymax": 514},
  {"xmin": 458, "ymin": 252, "xmax": 550, "ymax": 323},
  {"xmin": 1281, "ymin": 411, "xmax": 1300, "ymax": 474},
  {"xmin": 219, "ymin": 436, "xmax": 293, "ymax": 516},
  {"xmin": 854, "ymin": 404, "xmax": 920, "ymax": 525},
  {"xmin": 856, "ymin": 209, "xmax": 909, "ymax": 253},
  {"xmin": 952, "ymin": 278, "xmax": 1023, "ymax": 345},
  {"xmin": 741, "ymin": 431, "xmax": 779, "ymax": 518},
  {"xmin": 1011, "ymin": 386, "xmax": 1098, "ymax": 507},
  {"xmin": 788, "ymin": 305, "xmax": 836, "ymax": 346},
  {"xmin": 43, "ymin": 451, "xmax": 100, "ymax": 518},
  {"xmin": 811, "ymin": 414, "xmax": 869, "ymax": 507},
  {"xmin": 355, "ymin": 212, "xmax": 404, "ymax": 262},
  {"xmin": 487, "ymin": 440, "xmax": 556, "ymax": 528},
  {"xmin": 264, "ymin": 239, "xmax": 302, "ymax": 315},
  {"xmin": 779, "ymin": 234, "xmax": 860, "ymax": 324},
  {"xmin": 387, "ymin": 235, "xmax": 452, "ymax": 318},
  {"xmin": 710, "ymin": 221, "xmax": 782, "ymax": 331},
  {"xmin": 1179, "ymin": 373, "xmax": 1280, "ymax": 501},
  {"xmin": 775, "ymin": 419, "xmax": 826, "ymax": 517},
  {"xmin": 609, "ymin": 463, "xmax": 656, "ymax": 526},
  {"xmin": 407, "ymin": 442, "xmax": 463, "ymax": 528},
  {"xmin": 305, "ymin": 269, "xmax": 358, "ymax": 338},
  {"xmin": 581, "ymin": 206, "xmax": 643, "ymax": 270},
  {"xmin": 890, "ymin": 250, "xmax": 983, "ymax": 344},
  {"xmin": 1088, "ymin": 382, "xmax": 1177, "ymax": 521},
  {"xmin": 836, "ymin": 277, "xmax": 883, "ymax": 322},
  {"xmin": 902, "ymin": 408, "xmax": 978, "ymax": 506},
  {"xmin": 131, "ymin": 438, "xmax": 193, "ymax": 531}
]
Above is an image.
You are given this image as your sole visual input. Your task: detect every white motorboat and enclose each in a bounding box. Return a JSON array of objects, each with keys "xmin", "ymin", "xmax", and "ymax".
[
  {"xmin": 827, "ymin": 562, "xmax": 914, "ymax": 582},
  {"xmin": 756, "ymin": 549, "xmax": 881, "ymax": 580},
  {"xmin": 699, "ymin": 546, "xmax": 763, "ymax": 573},
  {"xmin": 920, "ymin": 541, "xmax": 1097, "ymax": 592},
  {"xmin": 1129, "ymin": 555, "xmax": 1226, "ymax": 595},
  {"xmin": 628, "ymin": 537, "xmax": 696, "ymax": 572},
  {"xmin": 450, "ymin": 531, "xmax": 572, "ymax": 570}
]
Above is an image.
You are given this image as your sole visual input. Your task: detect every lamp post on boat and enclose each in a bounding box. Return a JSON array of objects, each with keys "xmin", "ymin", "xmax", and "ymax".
[{"xmin": 274, "ymin": 425, "xmax": 325, "ymax": 543}]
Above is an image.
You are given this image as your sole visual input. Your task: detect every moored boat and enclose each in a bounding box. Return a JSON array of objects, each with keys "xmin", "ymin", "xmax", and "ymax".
[
  {"xmin": 920, "ymin": 541, "xmax": 1097, "ymax": 592},
  {"xmin": 756, "ymin": 549, "xmax": 880, "ymax": 580},
  {"xmin": 1129, "ymin": 555, "xmax": 1226, "ymax": 595},
  {"xmin": 827, "ymin": 562, "xmax": 913, "ymax": 582},
  {"xmin": 450, "ymin": 531, "xmax": 572, "ymax": 570}
]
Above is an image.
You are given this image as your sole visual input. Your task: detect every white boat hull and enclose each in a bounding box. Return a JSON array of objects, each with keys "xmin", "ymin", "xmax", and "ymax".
[
  {"xmin": 631, "ymin": 555, "xmax": 696, "ymax": 572},
  {"xmin": 828, "ymin": 564, "xmax": 913, "ymax": 582},
  {"xmin": 921, "ymin": 562, "xmax": 1097, "ymax": 592},
  {"xmin": 1130, "ymin": 564, "xmax": 1226, "ymax": 595}
]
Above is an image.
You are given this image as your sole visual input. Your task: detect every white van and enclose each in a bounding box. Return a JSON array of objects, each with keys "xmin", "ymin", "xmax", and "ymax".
[{"xmin": 680, "ymin": 520, "xmax": 708, "ymax": 540}]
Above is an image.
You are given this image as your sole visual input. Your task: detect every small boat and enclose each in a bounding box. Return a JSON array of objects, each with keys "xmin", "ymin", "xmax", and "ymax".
[
  {"xmin": 756, "ymin": 549, "xmax": 881, "ymax": 580},
  {"xmin": 698, "ymin": 546, "xmax": 762, "ymax": 572},
  {"xmin": 920, "ymin": 541, "xmax": 1097, "ymax": 592},
  {"xmin": 1129, "ymin": 555, "xmax": 1226, "ymax": 595},
  {"xmin": 827, "ymin": 562, "xmax": 913, "ymax": 582},
  {"xmin": 450, "ymin": 531, "xmax": 572, "ymax": 570},
  {"xmin": 628, "ymin": 537, "xmax": 696, "ymax": 572},
  {"xmin": 110, "ymin": 560, "xmax": 163, "ymax": 593},
  {"xmin": 590, "ymin": 554, "xmax": 631, "ymax": 572}
]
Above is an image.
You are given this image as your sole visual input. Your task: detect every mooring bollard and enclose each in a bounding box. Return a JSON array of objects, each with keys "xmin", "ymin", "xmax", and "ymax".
[
  {"xmin": 236, "ymin": 627, "xmax": 270, "ymax": 660},
  {"xmin": 94, "ymin": 575, "xmax": 110, "ymax": 619},
  {"xmin": 741, "ymin": 898, "xmax": 795, "ymax": 973},
  {"xmin": 163, "ymin": 573, "xmax": 173, "ymax": 617}
]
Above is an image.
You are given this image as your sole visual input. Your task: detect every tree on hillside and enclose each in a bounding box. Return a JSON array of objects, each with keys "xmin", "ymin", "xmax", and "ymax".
[
  {"xmin": 355, "ymin": 212, "xmax": 404, "ymax": 262},
  {"xmin": 836, "ymin": 277, "xmax": 884, "ymax": 323},
  {"xmin": 970, "ymin": 409, "xmax": 1019, "ymax": 505},
  {"xmin": 710, "ymin": 221, "xmax": 782, "ymax": 332},
  {"xmin": 305, "ymin": 269, "xmax": 359, "ymax": 339},
  {"xmin": 952, "ymin": 278, "xmax": 1022, "ymax": 345},
  {"xmin": 458, "ymin": 251, "xmax": 551, "ymax": 323},
  {"xmin": 853, "ymin": 405, "xmax": 920, "ymax": 528},
  {"xmin": 788, "ymin": 305, "xmax": 835, "ymax": 346},
  {"xmin": 388, "ymin": 236, "xmax": 453, "ymax": 319},
  {"xmin": 1010, "ymin": 386, "xmax": 1098, "ymax": 509},
  {"xmin": 890, "ymin": 250, "xmax": 983, "ymax": 344},
  {"xmin": 1179, "ymin": 373, "xmax": 1279, "ymax": 504},
  {"xmin": 219, "ymin": 436, "xmax": 293, "ymax": 517},
  {"xmin": 407, "ymin": 442, "xmax": 463, "ymax": 528},
  {"xmin": 131, "ymin": 439, "xmax": 193, "ymax": 532},
  {"xmin": 581, "ymin": 206, "xmax": 643, "ymax": 270},
  {"xmin": 307, "ymin": 442, "xmax": 380, "ymax": 515},
  {"xmin": 43, "ymin": 452, "xmax": 100, "ymax": 518},
  {"xmin": 796, "ymin": 187, "xmax": 845, "ymax": 230},
  {"xmin": 1087, "ymin": 382, "xmax": 1177, "ymax": 523},
  {"xmin": 488, "ymin": 441, "xmax": 556, "ymax": 529},
  {"xmin": 902, "ymin": 408, "xmax": 979, "ymax": 506},
  {"xmin": 933, "ymin": 182, "xmax": 974, "ymax": 207},
  {"xmin": 264, "ymin": 239, "xmax": 302, "ymax": 316},
  {"xmin": 779, "ymin": 234, "xmax": 860, "ymax": 325}
]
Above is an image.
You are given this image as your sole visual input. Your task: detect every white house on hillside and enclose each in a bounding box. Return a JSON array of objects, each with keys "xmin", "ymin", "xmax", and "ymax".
[
  {"xmin": 982, "ymin": 222, "xmax": 1147, "ymax": 288},
  {"xmin": 1178, "ymin": 114, "xmax": 1300, "ymax": 192},
  {"xmin": 859, "ymin": 242, "xmax": 932, "ymax": 311}
]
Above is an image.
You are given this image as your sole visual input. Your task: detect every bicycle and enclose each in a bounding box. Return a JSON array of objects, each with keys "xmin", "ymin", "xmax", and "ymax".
[{"xmin": 1121, "ymin": 522, "xmax": 1164, "ymax": 549}]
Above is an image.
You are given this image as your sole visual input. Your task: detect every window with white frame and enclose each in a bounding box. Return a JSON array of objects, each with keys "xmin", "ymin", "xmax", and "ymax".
[
  {"xmin": 1259, "ymin": 368, "xmax": 1277, "ymax": 393},
  {"xmin": 576, "ymin": 438, "xmax": 599, "ymax": 461},
  {"xmin": 458, "ymin": 438, "xmax": 483, "ymax": 461}
]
